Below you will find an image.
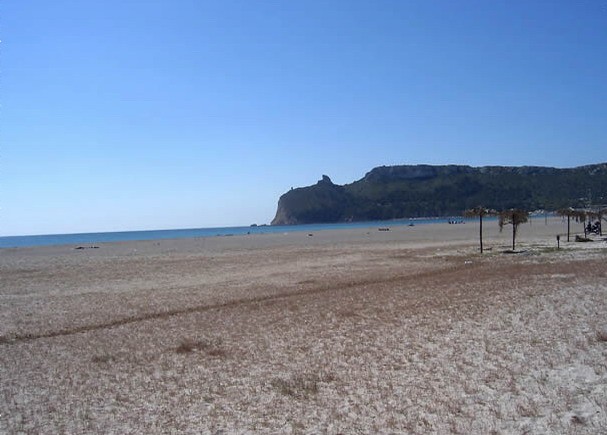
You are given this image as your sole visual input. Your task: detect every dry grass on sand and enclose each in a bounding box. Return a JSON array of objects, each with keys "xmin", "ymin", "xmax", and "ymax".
[{"xmin": 1, "ymin": 221, "xmax": 606, "ymax": 433}]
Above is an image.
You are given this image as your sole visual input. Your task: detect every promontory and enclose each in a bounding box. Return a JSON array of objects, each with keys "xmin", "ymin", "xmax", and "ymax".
[{"xmin": 271, "ymin": 163, "xmax": 607, "ymax": 225}]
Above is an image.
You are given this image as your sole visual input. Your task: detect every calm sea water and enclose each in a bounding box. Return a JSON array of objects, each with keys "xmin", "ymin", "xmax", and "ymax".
[{"xmin": 0, "ymin": 218, "xmax": 464, "ymax": 248}]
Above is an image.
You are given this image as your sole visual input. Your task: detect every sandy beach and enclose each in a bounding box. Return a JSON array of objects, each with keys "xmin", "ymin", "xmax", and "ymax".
[{"xmin": 1, "ymin": 217, "xmax": 606, "ymax": 433}]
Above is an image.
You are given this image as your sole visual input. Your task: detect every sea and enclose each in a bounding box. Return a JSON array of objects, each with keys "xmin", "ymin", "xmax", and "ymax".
[{"xmin": 0, "ymin": 217, "xmax": 467, "ymax": 248}]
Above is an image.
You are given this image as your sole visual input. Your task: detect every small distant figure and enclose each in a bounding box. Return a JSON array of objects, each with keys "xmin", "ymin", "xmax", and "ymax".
[{"xmin": 585, "ymin": 220, "xmax": 601, "ymax": 235}]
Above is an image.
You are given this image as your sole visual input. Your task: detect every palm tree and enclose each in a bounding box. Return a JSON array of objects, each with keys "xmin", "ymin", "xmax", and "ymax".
[
  {"xmin": 464, "ymin": 206, "xmax": 495, "ymax": 253},
  {"xmin": 498, "ymin": 209, "xmax": 529, "ymax": 251}
]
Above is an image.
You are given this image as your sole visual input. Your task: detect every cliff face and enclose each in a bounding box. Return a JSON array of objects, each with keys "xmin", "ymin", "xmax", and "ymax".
[
  {"xmin": 271, "ymin": 176, "xmax": 353, "ymax": 225},
  {"xmin": 271, "ymin": 163, "xmax": 607, "ymax": 225}
]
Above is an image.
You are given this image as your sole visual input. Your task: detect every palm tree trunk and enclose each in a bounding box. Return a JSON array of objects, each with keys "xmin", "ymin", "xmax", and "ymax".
[{"xmin": 512, "ymin": 224, "xmax": 516, "ymax": 250}]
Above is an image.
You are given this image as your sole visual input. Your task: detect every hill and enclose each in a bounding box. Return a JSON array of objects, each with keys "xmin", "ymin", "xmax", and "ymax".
[{"xmin": 271, "ymin": 163, "xmax": 607, "ymax": 225}]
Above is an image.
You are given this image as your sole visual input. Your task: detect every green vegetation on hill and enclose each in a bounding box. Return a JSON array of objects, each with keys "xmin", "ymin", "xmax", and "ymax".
[{"xmin": 271, "ymin": 163, "xmax": 607, "ymax": 225}]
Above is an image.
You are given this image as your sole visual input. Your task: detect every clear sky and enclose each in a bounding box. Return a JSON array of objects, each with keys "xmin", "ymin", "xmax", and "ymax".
[{"xmin": 2, "ymin": 1, "xmax": 606, "ymax": 236}]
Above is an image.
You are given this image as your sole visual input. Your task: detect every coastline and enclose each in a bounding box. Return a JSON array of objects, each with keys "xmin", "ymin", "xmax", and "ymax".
[
  {"xmin": 0, "ymin": 217, "xmax": 465, "ymax": 249},
  {"xmin": 0, "ymin": 215, "xmax": 567, "ymax": 251}
]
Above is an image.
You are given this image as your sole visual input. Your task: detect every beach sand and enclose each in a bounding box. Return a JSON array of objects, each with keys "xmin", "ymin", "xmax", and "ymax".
[{"xmin": 1, "ymin": 217, "xmax": 606, "ymax": 433}]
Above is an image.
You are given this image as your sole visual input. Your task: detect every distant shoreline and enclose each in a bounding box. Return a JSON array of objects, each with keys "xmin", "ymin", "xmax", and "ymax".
[
  {"xmin": 0, "ymin": 217, "xmax": 465, "ymax": 249},
  {"xmin": 0, "ymin": 215, "xmax": 566, "ymax": 250}
]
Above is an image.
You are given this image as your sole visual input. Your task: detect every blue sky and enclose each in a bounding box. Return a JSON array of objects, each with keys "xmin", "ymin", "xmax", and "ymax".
[{"xmin": 2, "ymin": 1, "xmax": 606, "ymax": 236}]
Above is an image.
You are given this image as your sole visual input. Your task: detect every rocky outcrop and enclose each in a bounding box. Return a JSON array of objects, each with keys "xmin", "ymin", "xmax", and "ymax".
[
  {"xmin": 271, "ymin": 163, "xmax": 607, "ymax": 225},
  {"xmin": 271, "ymin": 176, "xmax": 353, "ymax": 225}
]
